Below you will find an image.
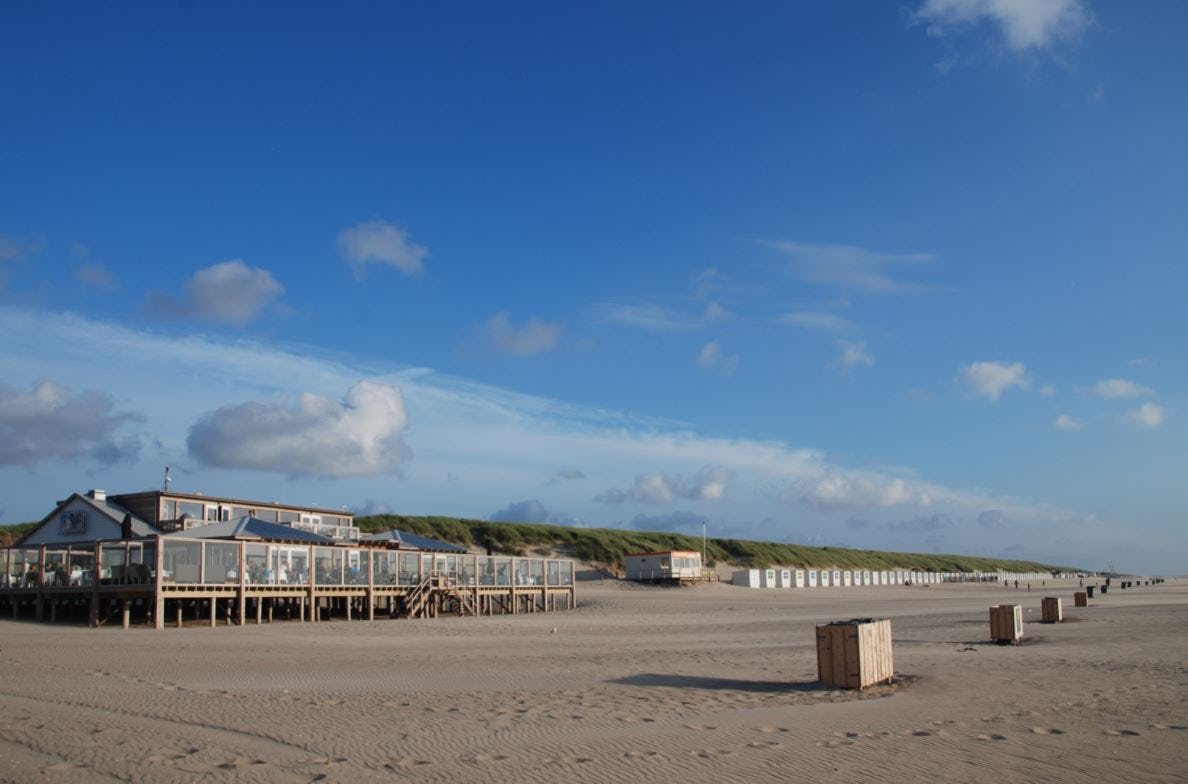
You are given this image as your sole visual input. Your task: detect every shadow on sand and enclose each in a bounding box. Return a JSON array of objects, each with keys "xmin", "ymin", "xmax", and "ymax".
[{"xmin": 608, "ymin": 673, "xmax": 825, "ymax": 694}]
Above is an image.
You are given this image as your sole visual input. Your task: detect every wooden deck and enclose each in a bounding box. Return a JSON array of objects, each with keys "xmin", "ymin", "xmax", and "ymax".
[{"xmin": 1, "ymin": 538, "xmax": 577, "ymax": 630}]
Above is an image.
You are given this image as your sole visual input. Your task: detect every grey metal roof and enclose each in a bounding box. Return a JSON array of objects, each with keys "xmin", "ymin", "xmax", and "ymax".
[
  {"xmin": 164, "ymin": 517, "xmax": 334, "ymax": 544},
  {"xmin": 360, "ymin": 528, "xmax": 468, "ymax": 553}
]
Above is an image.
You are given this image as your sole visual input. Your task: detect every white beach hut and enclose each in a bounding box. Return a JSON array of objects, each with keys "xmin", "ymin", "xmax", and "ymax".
[
  {"xmin": 760, "ymin": 568, "xmax": 778, "ymax": 589},
  {"xmin": 807, "ymin": 569, "xmax": 819, "ymax": 588},
  {"xmin": 776, "ymin": 568, "xmax": 793, "ymax": 589},
  {"xmin": 732, "ymin": 569, "xmax": 761, "ymax": 588},
  {"xmin": 862, "ymin": 570, "xmax": 872, "ymax": 586},
  {"xmin": 842, "ymin": 571, "xmax": 853, "ymax": 587},
  {"xmin": 793, "ymin": 569, "xmax": 806, "ymax": 588}
]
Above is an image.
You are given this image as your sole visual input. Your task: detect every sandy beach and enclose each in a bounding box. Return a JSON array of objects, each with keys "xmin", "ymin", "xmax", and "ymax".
[{"xmin": 0, "ymin": 577, "xmax": 1183, "ymax": 783}]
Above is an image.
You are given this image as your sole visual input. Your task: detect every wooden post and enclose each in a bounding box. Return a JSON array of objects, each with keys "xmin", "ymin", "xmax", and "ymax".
[
  {"xmin": 154, "ymin": 535, "xmax": 165, "ymax": 630},
  {"xmin": 121, "ymin": 599, "xmax": 130, "ymax": 630},
  {"xmin": 176, "ymin": 603, "xmax": 183, "ymax": 628},
  {"xmin": 209, "ymin": 597, "xmax": 217, "ymax": 628},
  {"xmin": 35, "ymin": 545, "xmax": 46, "ymax": 621},
  {"xmin": 256, "ymin": 597, "xmax": 263, "ymax": 625},
  {"xmin": 89, "ymin": 542, "xmax": 101, "ymax": 628},
  {"xmin": 308, "ymin": 545, "xmax": 317, "ymax": 623},
  {"xmin": 367, "ymin": 548, "xmax": 375, "ymax": 621},
  {"xmin": 237, "ymin": 541, "xmax": 246, "ymax": 626}
]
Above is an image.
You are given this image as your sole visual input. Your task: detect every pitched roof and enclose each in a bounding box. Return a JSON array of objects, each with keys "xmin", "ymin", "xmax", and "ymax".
[
  {"xmin": 360, "ymin": 528, "xmax": 468, "ymax": 553},
  {"xmin": 17, "ymin": 492, "xmax": 156, "ymax": 546},
  {"xmin": 164, "ymin": 517, "xmax": 334, "ymax": 544}
]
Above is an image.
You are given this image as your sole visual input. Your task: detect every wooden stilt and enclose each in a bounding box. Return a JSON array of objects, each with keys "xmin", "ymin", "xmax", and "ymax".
[{"xmin": 121, "ymin": 599, "xmax": 130, "ymax": 630}]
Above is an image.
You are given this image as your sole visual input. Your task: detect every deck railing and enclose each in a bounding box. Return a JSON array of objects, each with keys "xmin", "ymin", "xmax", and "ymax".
[{"xmin": 0, "ymin": 538, "xmax": 576, "ymax": 591}]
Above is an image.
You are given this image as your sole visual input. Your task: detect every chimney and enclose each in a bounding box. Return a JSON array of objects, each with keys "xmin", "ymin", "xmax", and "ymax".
[{"xmin": 89, "ymin": 489, "xmax": 107, "ymax": 502}]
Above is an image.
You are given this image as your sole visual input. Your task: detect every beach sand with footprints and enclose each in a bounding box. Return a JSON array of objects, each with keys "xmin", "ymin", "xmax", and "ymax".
[{"xmin": 0, "ymin": 577, "xmax": 1183, "ymax": 783}]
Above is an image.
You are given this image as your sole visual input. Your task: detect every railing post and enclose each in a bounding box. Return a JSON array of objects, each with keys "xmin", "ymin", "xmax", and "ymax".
[
  {"xmin": 154, "ymin": 535, "xmax": 165, "ymax": 630},
  {"xmin": 198, "ymin": 541, "xmax": 206, "ymax": 585},
  {"xmin": 35, "ymin": 545, "xmax": 46, "ymax": 621},
  {"xmin": 366, "ymin": 548, "xmax": 375, "ymax": 621},
  {"xmin": 308, "ymin": 544, "xmax": 316, "ymax": 622},
  {"xmin": 90, "ymin": 542, "xmax": 101, "ymax": 627},
  {"xmin": 237, "ymin": 541, "xmax": 246, "ymax": 626}
]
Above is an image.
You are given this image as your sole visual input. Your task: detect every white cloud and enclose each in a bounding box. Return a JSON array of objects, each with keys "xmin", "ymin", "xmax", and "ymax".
[
  {"xmin": 1039, "ymin": 384, "xmax": 1057, "ymax": 397},
  {"xmin": 1054, "ymin": 414, "xmax": 1083, "ymax": 430},
  {"xmin": 916, "ymin": 0, "xmax": 1090, "ymax": 51},
  {"xmin": 836, "ymin": 340, "xmax": 875, "ymax": 368},
  {"xmin": 477, "ymin": 311, "xmax": 562, "ymax": 357},
  {"xmin": 1085, "ymin": 378, "xmax": 1154, "ymax": 399},
  {"xmin": 338, "ymin": 220, "xmax": 426, "ymax": 277},
  {"xmin": 799, "ymin": 473, "xmax": 922, "ymax": 511},
  {"xmin": 187, "ymin": 381, "xmax": 410, "ymax": 477},
  {"xmin": 775, "ymin": 310, "xmax": 854, "ymax": 332},
  {"xmin": 763, "ymin": 240, "xmax": 935, "ymax": 294},
  {"xmin": 146, "ymin": 260, "xmax": 284, "ymax": 327},
  {"xmin": 697, "ymin": 340, "xmax": 739, "ymax": 375},
  {"xmin": 594, "ymin": 301, "xmax": 731, "ymax": 332},
  {"xmin": 957, "ymin": 360, "xmax": 1029, "ymax": 401},
  {"xmin": 0, "ymin": 380, "xmax": 141, "ymax": 467},
  {"xmin": 547, "ymin": 469, "xmax": 586, "ymax": 486},
  {"xmin": 1125, "ymin": 403, "xmax": 1165, "ymax": 429},
  {"xmin": 596, "ymin": 465, "xmax": 735, "ymax": 505}
]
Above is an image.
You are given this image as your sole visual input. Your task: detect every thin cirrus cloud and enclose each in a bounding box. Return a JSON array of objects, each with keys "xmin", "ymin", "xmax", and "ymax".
[
  {"xmin": 145, "ymin": 260, "xmax": 285, "ymax": 327},
  {"xmin": 593, "ymin": 301, "xmax": 733, "ymax": 332},
  {"xmin": 1124, "ymin": 403, "xmax": 1165, "ymax": 429},
  {"xmin": 187, "ymin": 381, "xmax": 410, "ymax": 478},
  {"xmin": 475, "ymin": 311, "xmax": 563, "ymax": 357},
  {"xmin": 0, "ymin": 380, "xmax": 141, "ymax": 467},
  {"xmin": 914, "ymin": 0, "xmax": 1090, "ymax": 51},
  {"xmin": 775, "ymin": 310, "xmax": 855, "ymax": 333},
  {"xmin": 762, "ymin": 240, "xmax": 936, "ymax": 295},
  {"xmin": 595, "ymin": 466, "xmax": 735, "ymax": 505},
  {"xmin": 73, "ymin": 261, "xmax": 116, "ymax": 290},
  {"xmin": 956, "ymin": 360, "xmax": 1030, "ymax": 401},
  {"xmin": 338, "ymin": 220, "xmax": 427, "ymax": 278}
]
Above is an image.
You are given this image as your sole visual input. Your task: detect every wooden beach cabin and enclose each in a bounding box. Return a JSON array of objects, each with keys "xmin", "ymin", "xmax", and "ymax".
[
  {"xmin": 807, "ymin": 569, "xmax": 819, "ymax": 588},
  {"xmin": 624, "ymin": 550, "xmax": 704, "ymax": 584}
]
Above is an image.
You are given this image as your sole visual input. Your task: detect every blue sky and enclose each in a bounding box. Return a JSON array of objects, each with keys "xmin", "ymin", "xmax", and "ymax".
[{"xmin": 1, "ymin": 1, "xmax": 1184, "ymax": 573}]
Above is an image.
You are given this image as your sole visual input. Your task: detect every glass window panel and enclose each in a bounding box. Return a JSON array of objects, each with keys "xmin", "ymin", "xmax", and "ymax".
[
  {"xmin": 178, "ymin": 501, "xmax": 204, "ymax": 518},
  {"xmin": 255, "ymin": 509, "xmax": 278, "ymax": 523},
  {"xmin": 163, "ymin": 541, "xmax": 202, "ymax": 583},
  {"xmin": 203, "ymin": 542, "xmax": 239, "ymax": 584}
]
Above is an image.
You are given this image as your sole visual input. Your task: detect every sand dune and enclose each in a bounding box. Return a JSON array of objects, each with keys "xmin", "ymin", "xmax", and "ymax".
[{"xmin": 0, "ymin": 579, "xmax": 1183, "ymax": 783}]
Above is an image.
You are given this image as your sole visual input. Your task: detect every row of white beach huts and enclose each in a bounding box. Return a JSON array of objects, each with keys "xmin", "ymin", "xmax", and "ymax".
[{"xmin": 731, "ymin": 567, "xmax": 1061, "ymax": 589}]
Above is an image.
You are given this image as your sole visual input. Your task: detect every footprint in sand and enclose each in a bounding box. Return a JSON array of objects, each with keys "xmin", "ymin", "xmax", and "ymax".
[
  {"xmin": 388, "ymin": 757, "xmax": 432, "ymax": 770},
  {"xmin": 747, "ymin": 739, "xmax": 782, "ymax": 749},
  {"xmin": 43, "ymin": 762, "xmax": 88, "ymax": 771},
  {"xmin": 694, "ymin": 749, "xmax": 735, "ymax": 759},
  {"xmin": 758, "ymin": 725, "xmax": 790, "ymax": 734},
  {"xmin": 1104, "ymin": 729, "xmax": 1141, "ymax": 736},
  {"xmin": 975, "ymin": 734, "xmax": 1008, "ymax": 741},
  {"xmin": 471, "ymin": 753, "xmax": 511, "ymax": 764},
  {"xmin": 1030, "ymin": 727, "xmax": 1065, "ymax": 735},
  {"xmin": 554, "ymin": 755, "xmax": 595, "ymax": 764},
  {"xmin": 627, "ymin": 745, "xmax": 665, "ymax": 760}
]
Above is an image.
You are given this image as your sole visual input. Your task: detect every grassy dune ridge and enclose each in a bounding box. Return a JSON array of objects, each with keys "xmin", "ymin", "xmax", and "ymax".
[
  {"xmin": 354, "ymin": 514, "xmax": 1078, "ymax": 573},
  {"xmin": 0, "ymin": 515, "xmax": 1078, "ymax": 573}
]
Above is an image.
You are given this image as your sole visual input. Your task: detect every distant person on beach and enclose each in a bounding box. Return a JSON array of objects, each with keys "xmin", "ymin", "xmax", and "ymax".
[{"xmin": 1014, "ymin": 580, "xmax": 1019, "ymax": 590}]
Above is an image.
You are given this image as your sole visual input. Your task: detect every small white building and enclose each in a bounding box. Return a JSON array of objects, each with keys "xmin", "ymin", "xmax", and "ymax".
[
  {"xmin": 831, "ymin": 569, "xmax": 842, "ymax": 587},
  {"xmin": 793, "ymin": 568, "xmax": 806, "ymax": 588},
  {"xmin": 862, "ymin": 570, "xmax": 872, "ymax": 586},
  {"xmin": 732, "ymin": 568, "xmax": 761, "ymax": 588},
  {"xmin": 807, "ymin": 569, "xmax": 819, "ymax": 587},
  {"xmin": 625, "ymin": 550, "xmax": 702, "ymax": 582},
  {"xmin": 775, "ymin": 568, "xmax": 793, "ymax": 588},
  {"xmin": 760, "ymin": 568, "xmax": 778, "ymax": 588}
]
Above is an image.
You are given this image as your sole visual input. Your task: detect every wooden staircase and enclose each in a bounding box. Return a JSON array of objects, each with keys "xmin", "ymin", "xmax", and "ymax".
[{"xmin": 399, "ymin": 572, "xmax": 477, "ymax": 618}]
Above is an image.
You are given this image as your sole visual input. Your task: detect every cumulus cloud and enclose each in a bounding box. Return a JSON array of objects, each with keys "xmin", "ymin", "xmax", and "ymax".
[
  {"xmin": 799, "ymin": 473, "xmax": 921, "ymax": 511},
  {"xmin": 476, "ymin": 311, "xmax": 562, "ymax": 357},
  {"xmin": 146, "ymin": 260, "xmax": 284, "ymax": 327},
  {"xmin": 763, "ymin": 240, "xmax": 935, "ymax": 295},
  {"xmin": 352, "ymin": 500, "xmax": 394, "ymax": 516},
  {"xmin": 187, "ymin": 381, "xmax": 410, "ymax": 477},
  {"xmin": 596, "ymin": 466, "xmax": 735, "ymax": 505},
  {"xmin": 338, "ymin": 220, "xmax": 426, "ymax": 277},
  {"xmin": 836, "ymin": 340, "xmax": 875, "ymax": 368},
  {"xmin": 957, "ymin": 361, "xmax": 1029, "ymax": 401},
  {"xmin": 1039, "ymin": 384, "xmax": 1057, "ymax": 397},
  {"xmin": 594, "ymin": 301, "xmax": 732, "ymax": 332},
  {"xmin": 489, "ymin": 499, "xmax": 553, "ymax": 523},
  {"xmin": 0, "ymin": 380, "xmax": 141, "ymax": 467},
  {"xmin": 915, "ymin": 0, "xmax": 1090, "ymax": 51},
  {"xmin": 977, "ymin": 509, "xmax": 1008, "ymax": 529},
  {"xmin": 1054, "ymin": 414, "xmax": 1084, "ymax": 430},
  {"xmin": 1125, "ymin": 403, "xmax": 1165, "ymax": 428},
  {"xmin": 697, "ymin": 340, "xmax": 739, "ymax": 375},
  {"xmin": 1085, "ymin": 378, "xmax": 1154, "ymax": 399}
]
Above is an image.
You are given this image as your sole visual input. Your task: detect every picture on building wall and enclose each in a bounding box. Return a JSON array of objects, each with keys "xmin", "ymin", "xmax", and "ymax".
[{"xmin": 58, "ymin": 510, "xmax": 88, "ymax": 535}]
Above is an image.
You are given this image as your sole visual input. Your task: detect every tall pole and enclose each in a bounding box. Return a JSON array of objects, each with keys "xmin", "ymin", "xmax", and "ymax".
[{"xmin": 702, "ymin": 522, "xmax": 706, "ymax": 565}]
